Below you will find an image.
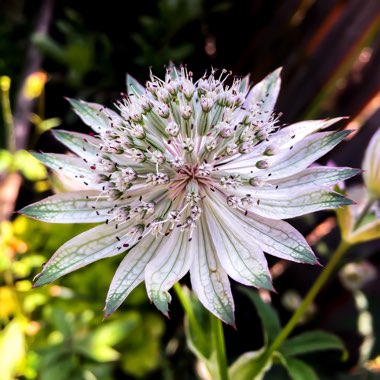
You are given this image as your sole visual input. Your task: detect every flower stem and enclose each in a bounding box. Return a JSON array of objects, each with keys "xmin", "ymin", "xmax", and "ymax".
[
  {"xmin": 266, "ymin": 240, "xmax": 350, "ymax": 357},
  {"xmin": 210, "ymin": 313, "xmax": 229, "ymax": 380},
  {"xmin": 173, "ymin": 283, "xmax": 209, "ymax": 357},
  {"xmin": 173, "ymin": 283, "xmax": 229, "ymax": 380},
  {"xmin": 0, "ymin": 76, "xmax": 16, "ymax": 153},
  {"xmin": 173, "ymin": 283, "xmax": 198, "ymax": 327}
]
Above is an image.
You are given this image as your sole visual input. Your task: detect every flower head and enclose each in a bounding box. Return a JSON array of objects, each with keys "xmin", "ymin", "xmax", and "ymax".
[{"xmin": 21, "ymin": 66, "xmax": 357, "ymax": 324}]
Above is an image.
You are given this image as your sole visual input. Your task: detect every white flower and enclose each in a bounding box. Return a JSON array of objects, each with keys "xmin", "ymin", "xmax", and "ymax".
[{"xmin": 20, "ymin": 66, "xmax": 357, "ymax": 325}]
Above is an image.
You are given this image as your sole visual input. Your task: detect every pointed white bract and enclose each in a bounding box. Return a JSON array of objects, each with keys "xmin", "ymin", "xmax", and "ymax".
[
  {"xmin": 190, "ymin": 216, "xmax": 235, "ymax": 324},
  {"xmin": 21, "ymin": 67, "xmax": 355, "ymax": 324}
]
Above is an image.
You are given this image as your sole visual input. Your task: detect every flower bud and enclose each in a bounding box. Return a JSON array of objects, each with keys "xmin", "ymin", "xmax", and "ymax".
[
  {"xmin": 339, "ymin": 261, "xmax": 377, "ymax": 291},
  {"xmin": 263, "ymin": 145, "xmax": 278, "ymax": 156},
  {"xmin": 256, "ymin": 160, "xmax": 269, "ymax": 169}
]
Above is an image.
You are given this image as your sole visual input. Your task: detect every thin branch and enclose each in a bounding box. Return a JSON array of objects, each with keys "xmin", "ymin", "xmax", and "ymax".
[{"xmin": 13, "ymin": 0, "xmax": 55, "ymax": 151}]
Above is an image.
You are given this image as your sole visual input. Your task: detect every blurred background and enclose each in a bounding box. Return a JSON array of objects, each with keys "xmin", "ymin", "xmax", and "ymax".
[{"xmin": 1, "ymin": 0, "xmax": 380, "ymax": 379}]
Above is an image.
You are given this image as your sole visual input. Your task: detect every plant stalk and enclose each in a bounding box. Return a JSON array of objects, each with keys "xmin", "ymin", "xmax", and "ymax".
[
  {"xmin": 173, "ymin": 283, "xmax": 199, "ymax": 330},
  {"xmin": 210, "ymin": 313, "xmax": 229, "ymax": 380},
  {"xmin": 266, "ymin": 240, "xmax": 350, "ymax": 357},
  {"xmin": 173, "ymin": 283, "xmax": 229, "ymax": 380},
  {"xmin": 0, "ymin": 76, "xmax": 15, "ymax": 153},
  {"xmin": 353, "ymin": 198, "xmax": 376, "ymax": 231}
]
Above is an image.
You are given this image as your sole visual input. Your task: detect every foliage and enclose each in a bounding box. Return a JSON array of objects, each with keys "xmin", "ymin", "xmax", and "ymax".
[
  {"xmin": 0, "ymin": 216, "xmax": 165, "ymax": 380},
  {"xmin": 33, "ymin": 9, "xmax": 113, "ymax": 89},
  {"xmin": 132, "ymin": 0, "xmax": 203, "ymax": 68}
]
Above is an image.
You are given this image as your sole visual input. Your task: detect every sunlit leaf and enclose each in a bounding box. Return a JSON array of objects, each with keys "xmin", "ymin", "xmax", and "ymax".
[
  {"xmin": 13, "ymin": 150, "xmax": 47, "ymax": 181},
  {"xmin": 36, "ymin": 116, "xmax": 62, "ymax": 134},
  {"xmin": 0, "ymin": 319, "xmax": 26, "ymax": 380},
  {"xmin": 0, "ymin": 287, "xmax": 16, "ymax": 318},
  {"xmin": 0, "ymin": 149, "xmax": 13, "ymax": 173},
  {"xmin": 77, "ymin": 315, "xmax": 140, "ymax": 362}
]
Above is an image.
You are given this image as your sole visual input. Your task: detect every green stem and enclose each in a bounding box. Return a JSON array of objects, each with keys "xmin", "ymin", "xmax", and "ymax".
[
  {"xmin": 173, "ymin": 283, "xmax": 229, "ymax": 380},
  {"xmin": 210, "ymin": 313, "xmax": 229, "ymax": 380},
  {"xmin": 0, "ymin": 76, "xmax": 15, "ymax": 153},
  {"xmin": 266, "ymin": 240, "xmax": 350, "ymax": 357},
  {"xmin": 173, "ymin": 283, "xmax": 198, "ymax": 328},
  {"xmin": 173, "ymin": 283, "xmax": 207, "ymax": 351}
]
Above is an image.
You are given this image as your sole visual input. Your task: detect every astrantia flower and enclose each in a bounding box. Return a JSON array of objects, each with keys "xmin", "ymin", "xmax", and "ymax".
[{"xmin": 21, "ymin": 67, "xmax": 358, "ymax": 324}]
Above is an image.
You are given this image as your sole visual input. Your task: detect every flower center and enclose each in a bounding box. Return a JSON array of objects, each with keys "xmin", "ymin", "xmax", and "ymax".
[{"xmin": 168, "ymin": 162, "xmax": 214, "ymax": 200}]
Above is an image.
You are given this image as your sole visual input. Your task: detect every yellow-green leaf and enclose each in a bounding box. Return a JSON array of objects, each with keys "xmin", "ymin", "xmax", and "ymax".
[
  {"xmin": 0, "ymin": 319, "xmax": 26, "ymax": 380},
  {"xmin": 14, "ymin": 150, "xmax": 47, "ymax": 181}
]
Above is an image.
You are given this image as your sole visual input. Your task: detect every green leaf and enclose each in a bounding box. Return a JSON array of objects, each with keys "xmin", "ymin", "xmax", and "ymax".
[
  {"xmin": 13, "ymin": 150, "xmax": 47, "ymax": 181},
  {"xmin": 66, "ymin": 39, "xmax": 94, "ymax": 76},
  {"xmin": 36, "ymin": 117, "xmax": 62, "ymax": 134},
  {"xmin": 228, "ymin": 348, "xmax": 271, "ymax": 380},
  {"xmin": 76, "ymin": 318, "xmax": 140, "ymax": 362},
  {"xmin": 240, "ymin": 287, "xmax": 281, "ymax": 345},
  {"xmin": 121, "ymin": 338, "xmax": 161, "ymax": 377},
  {"xmin": 0, "ymin": 149, "xmax": 13, "ymax": 173},
  {"xmin": 32, "ymin": 33, "xmax": 66, "ymax": 63},
  {"xmin": 48, "ymin": 307, "xmax": 73, "ymax": 337},
  {"xmin": 39, "ymin": 356, "xmax": 76, "ymax": 380},
  {"xmin": 283, "ymin": 357, "xmax": 318, "ymax": 380},
  {"xmin": 280, "ymin": 330, "xmax": 346, "ymax": 358}
]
